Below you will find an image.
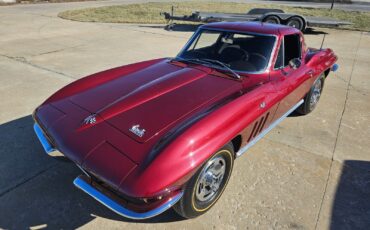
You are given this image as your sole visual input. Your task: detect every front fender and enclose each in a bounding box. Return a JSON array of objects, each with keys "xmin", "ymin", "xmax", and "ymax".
[{"xmin": 120, "ymin": 82, "xmax": 280, "ymax": 197}]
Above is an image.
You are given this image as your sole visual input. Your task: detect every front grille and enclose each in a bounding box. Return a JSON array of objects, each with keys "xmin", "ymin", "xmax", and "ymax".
[
  {"xmin": 34, "ymin": 116, "xmax": 57, "ymax": 148},
  {"xmin": 79, "ymin": 167, "xmax": 147, "ymax": 206}
]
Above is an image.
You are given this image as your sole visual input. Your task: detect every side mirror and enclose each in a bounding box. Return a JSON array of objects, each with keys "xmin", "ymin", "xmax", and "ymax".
[{"xmin": 289, "ymin": 58, "xmax": 301, "ymax": 70}]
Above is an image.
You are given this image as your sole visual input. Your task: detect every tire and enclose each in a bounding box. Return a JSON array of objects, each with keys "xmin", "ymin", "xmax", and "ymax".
[
  {"xmin": 286, "ymin": 16, "xmax": 305, "ymax": 32},
  {"xmin": 263, "ymin": 15, "xmax": 280, "ymax": 24},
  {"xmin": 297, "ymin": 74, "xmax": 325, "ymax": 115},
  {"xmin": 173, "ymin": 143, "xmax": 234, "ymax": 219}
]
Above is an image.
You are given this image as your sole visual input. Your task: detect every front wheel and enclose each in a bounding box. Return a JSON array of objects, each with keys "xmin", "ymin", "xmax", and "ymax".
[
  {"xmin": 173, "ymin": 143, "xmax": 234, "ymax": 219},
  {"xmin": 297, "ymin": 74, "xmax": 325, "ymax": 115}
]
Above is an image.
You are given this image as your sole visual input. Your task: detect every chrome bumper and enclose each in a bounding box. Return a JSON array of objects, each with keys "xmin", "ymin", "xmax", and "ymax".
[
  {"xmin": 34, "ymin": 122, "xmax": 183, "ymax": 219},
  {"xmin": 33, "ymin": 123, "xmax": 63, "ymax": 157},
  {"xmin": 73, "ymin": 176, "xmax": 183, "ymax": 220}
]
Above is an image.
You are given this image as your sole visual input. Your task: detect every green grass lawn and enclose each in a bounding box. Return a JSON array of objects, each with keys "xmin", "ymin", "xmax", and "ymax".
[{"xmin": 58, "ymin": 1, "xmax": 370, "ymax": 31}]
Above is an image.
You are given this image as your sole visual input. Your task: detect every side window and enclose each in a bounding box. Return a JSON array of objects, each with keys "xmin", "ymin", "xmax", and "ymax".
[
  {"xmin": 283, "ymin": 34, "xmax": 301, "ymax": 66},
  {"xmin": 274, "ymin": 42, "xmax": 284, "ymax": 69}
]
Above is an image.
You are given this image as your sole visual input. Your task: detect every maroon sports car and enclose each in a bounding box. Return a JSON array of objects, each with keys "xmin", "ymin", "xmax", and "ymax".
[{"xmin": 33, "ymin": 22, "xmax": 338, "ymax": 219}]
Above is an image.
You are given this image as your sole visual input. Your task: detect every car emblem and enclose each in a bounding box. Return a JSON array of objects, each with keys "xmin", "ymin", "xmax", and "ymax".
[
  {"xmin": 129, "ymin": 124, "xmax": 146, "ymax": 137},
  {"xmin": 83, "ymin": 114, "xmax": 97, "ymax": 125}
]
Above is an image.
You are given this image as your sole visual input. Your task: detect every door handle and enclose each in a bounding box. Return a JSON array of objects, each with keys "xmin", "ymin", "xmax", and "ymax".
[{"xmin": 306, "ymin": 70, "xmax": 314, "ymax": 77}]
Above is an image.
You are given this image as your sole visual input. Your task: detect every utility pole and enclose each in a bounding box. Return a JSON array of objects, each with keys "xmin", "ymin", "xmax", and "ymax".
[{"xmin": 331, "ymin": 0, "xmax": 335, "ymax": 10}]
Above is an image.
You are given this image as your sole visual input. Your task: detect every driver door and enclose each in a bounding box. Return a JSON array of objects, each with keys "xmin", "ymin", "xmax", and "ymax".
[{"xmin": 270, "ymin": 33, "xmax": 312, "ymax": 118}]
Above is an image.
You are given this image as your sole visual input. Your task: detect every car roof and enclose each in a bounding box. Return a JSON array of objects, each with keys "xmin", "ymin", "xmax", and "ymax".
[{"xmin": 201, "ymin": 21, "xmax": 299, "ymax": 36}]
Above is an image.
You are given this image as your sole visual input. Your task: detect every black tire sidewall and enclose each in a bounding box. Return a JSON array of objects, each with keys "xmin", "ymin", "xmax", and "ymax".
[{"xmin": 299, "ymin": 75, "xmax": 325, "ymax": 115}]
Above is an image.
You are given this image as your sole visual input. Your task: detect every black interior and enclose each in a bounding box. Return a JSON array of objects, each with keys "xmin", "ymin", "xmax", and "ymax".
[
  {"xmin": 283, "ymin": 34, "xmax": 301, "ymax": 66},
  {"xmin": 181, "ymin": 31, "xmax": 276, "ymax": 72}
]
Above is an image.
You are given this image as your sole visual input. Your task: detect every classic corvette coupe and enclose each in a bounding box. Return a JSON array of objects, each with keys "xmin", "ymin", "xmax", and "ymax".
[{"xmin": 33, "ymin": 22, "xmax": 338, "ymax": 219}]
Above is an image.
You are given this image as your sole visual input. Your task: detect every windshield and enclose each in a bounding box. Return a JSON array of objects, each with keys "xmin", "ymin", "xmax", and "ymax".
[{"xmin": 178, "ymin": 29, "xmax": 276, "ymax": 73}]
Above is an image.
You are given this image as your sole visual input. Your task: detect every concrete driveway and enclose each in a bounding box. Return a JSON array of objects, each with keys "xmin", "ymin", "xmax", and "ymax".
[{"xmin": 0, "ymin": 1, "xmax": 369, "ymax": 229}]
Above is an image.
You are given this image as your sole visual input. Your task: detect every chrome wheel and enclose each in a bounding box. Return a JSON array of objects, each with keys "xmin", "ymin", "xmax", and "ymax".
[
  {"xmin": 195, "ymin": 156, "xmax": 226, "ymax": 202},
  {"xmin": 309, "ymin": 78, "xmax": 322, "ymax": 111},
  {"xmin": 174, "ymin": 144, "xmax": 234, "ymax": 219}
]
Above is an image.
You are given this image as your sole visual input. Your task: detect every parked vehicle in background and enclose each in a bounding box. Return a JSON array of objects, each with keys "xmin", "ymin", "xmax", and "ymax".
[{"xmin": 162, "ymin": 8, "xmax": 352, "ymax": 32}]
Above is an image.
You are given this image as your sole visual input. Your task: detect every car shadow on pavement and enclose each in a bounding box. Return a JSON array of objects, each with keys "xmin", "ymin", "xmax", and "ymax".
[
  {"xmin": 0, "ymin": 115, "xmax": 183, "ymax": 229},
  {"xmin": 304, "ymin": 28, "xmax": 328, "ymax": 35},
  {"xmin": 330, "ymin": 160, "xmax": 370, "ymax": 229}
]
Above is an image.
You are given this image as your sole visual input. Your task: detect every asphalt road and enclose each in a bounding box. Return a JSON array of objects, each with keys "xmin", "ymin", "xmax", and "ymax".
[{"xmin": 0, "ymin": 1, "xmax": 369, "ymax": 229}]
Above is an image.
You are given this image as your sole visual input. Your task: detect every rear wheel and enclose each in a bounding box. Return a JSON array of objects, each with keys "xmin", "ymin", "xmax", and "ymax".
[
  {"xmin": 173, "ymin": 143, "xmax": 234, "ymax": 219},
  {"xmin": 297, "ymin": 74, "xmax": 324, "ymax": 115}
]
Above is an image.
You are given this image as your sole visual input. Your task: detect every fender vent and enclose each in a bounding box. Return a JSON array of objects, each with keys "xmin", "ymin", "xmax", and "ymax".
[{"xmin": 247, "ymin": 112, "xmax": 270, "ymax": 142}]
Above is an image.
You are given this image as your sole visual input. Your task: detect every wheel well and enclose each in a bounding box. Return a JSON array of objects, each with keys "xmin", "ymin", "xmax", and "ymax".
[{"xmin": 231, "ymin": 135, "xmax": 242, "ymax": 154}]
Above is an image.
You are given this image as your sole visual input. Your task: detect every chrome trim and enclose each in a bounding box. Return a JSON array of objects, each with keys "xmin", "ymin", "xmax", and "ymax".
[
  {"xmin": 236, "ymin": 99, "xmax": 304, "ymax": 157},
  {"xmin": 73, "ymin": 176, "xmax": 183, "ymax": 220},
  {"xmin": 76, "ymin": 165, "xmax": 91, "ymax": 178},
  {"xmin": 129, "ymin": 124, "xmax": 146, "ymax": 138},
  {"xmin": 33, "ymin": 123, "xmax": 62, "ymax": 156},
  {"xmin": 176, "ymin": 26, "xmax": 278, "ymax": 75},
  {"xmin": 273, "ymin": 36, "xmax": 284, "ymax": 70},
  {"xmin": 83, "ymin": 114, "xmax": 97, "ymax": 125}
]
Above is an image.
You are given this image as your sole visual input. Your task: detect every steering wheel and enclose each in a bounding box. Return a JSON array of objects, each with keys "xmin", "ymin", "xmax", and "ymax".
[
  {"xmin": 219, "ymin": 46, "xmax": 249, "ymax": 63},
  {"xmin": 239, "ymin": 48, "xmax": 250, "ymax": 61},
  {"xmin": 248, "ymin": 53, "xmax": 268, "ymax": 70}
]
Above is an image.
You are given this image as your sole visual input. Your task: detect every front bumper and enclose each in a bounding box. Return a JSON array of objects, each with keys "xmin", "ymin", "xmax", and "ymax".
[
  {"xmin": 74, "ymin": 175, "xmax": 183, "ymax": 219},
  {"xmin": 33, "ymin": 123, "xmax": 63, "ymax": 157},
  {"xmin": 33, "ymin": 122, "xmax": 183, "ymax": 219}
]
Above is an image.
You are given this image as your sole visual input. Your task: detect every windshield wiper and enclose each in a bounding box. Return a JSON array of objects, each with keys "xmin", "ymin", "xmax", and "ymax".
[
  {"xmin": 201, "ymin": 58, "xmax": 241, "ymax": 80},
  {"xmin": 172, "ymin": 57, "xmax": 241, "ymax": 80},
  {"xmin": 172, "ymin": 57, "xmax": 207, "ymax": 65}
]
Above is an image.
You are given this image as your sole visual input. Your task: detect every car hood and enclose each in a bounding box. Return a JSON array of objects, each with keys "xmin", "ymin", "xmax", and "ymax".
[
  {"xmin": 68, "ymin": 60, "xmax": 241, "ymax": 143},
  {"xmin": 35, "ymin": 59, "xmax": 242, "ymax": 190}
]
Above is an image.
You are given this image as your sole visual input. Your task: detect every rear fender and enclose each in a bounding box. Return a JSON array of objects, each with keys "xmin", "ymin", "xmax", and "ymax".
[{"xmin": 305, "ymin": 48, "xmax": 338, "ymax": 76}]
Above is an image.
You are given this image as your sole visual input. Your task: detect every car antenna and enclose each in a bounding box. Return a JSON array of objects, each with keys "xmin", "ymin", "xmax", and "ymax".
[{"xmin": 320, "ymin": 33, "xmax": 326, "ymax": 50}]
